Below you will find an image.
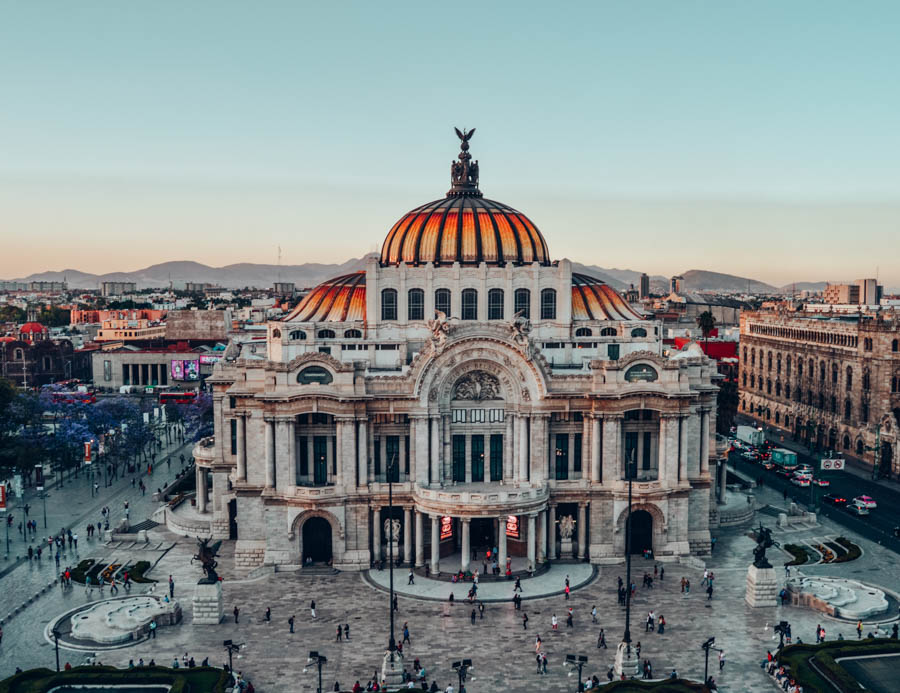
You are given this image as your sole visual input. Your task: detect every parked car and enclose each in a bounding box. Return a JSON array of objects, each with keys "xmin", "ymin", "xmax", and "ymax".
[
  {"xmin": 812, "ymin": 478, "xmax": 830, "ymax": 487},
  {"xmin": 854, "ymin": 495, "xmax": 877, "ymax": 509},
  {"xmin": 823, "ymin": 494, "xmax": 847, "ymax": 506},
  {"xmin": 791, "ymin": 476, "xmax": 811, "ymax": 487},
  {"xmin": 847, "ymin": 501, "xmax": 870, "ymax": 516}
]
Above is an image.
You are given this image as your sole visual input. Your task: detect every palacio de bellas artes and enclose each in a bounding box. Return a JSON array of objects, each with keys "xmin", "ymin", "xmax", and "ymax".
[{"xmin": 194, "ymin": 130, "xmax": 721, "ymax": 575}]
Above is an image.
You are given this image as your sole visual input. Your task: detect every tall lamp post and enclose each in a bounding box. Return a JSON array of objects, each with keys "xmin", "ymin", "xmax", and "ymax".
[
  {"xmin": 52, "ymin": 628, "xmax": 61, "ymax": 672},
  {"xmin": 566, "ymin": 654, "xmax": 588, "ymax": 692},
  {"xmin": 381, "ymin": 453, "xmax": 403, "ymax": 687},
  {"xmin": 307, "ymin": 651, "xmax": 327, "ymax": 693},
  {"xmin": 452, "ymin": 659, "xmax": 472, "ymax": 692},
  {"xmin": 701, "ymin": 637, "xmax": 716, "ymax": 684},
  {"xmin": 614, "ymin": 450, "xmax": 638, "ymax": 678}
]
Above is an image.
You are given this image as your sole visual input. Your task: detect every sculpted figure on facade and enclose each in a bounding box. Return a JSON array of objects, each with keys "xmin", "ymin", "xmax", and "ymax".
[
  {"xmin": 427, "ymin": 310, "xmax": 451, "ymax": 354},
  {"xmin": 453, "ymin": 371, "xmax": 501, "ymax": 401},
  {"xmin": 559, "ymin": 515, "xmax": 576, "ymax": 539},
  {"xmin": 384, "ymin": 518, "xmax": 402, "ymax": 542},
  {"xmin": 510, "ymin": 312, "xmax": 533, "ymax": 360}
]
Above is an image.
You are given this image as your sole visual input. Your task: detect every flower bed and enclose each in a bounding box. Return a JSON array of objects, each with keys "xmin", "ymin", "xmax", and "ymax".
[
  {"xmin": 783, "ymin": 543, "xmax": 808, "ymax": 566},
  {"xmin": 833, "ymin": 537, "xmax": 861, "ymax": 563},
  {"xmin": 777, "ymin": 638, "xmax": 900, "ymax": 693}
]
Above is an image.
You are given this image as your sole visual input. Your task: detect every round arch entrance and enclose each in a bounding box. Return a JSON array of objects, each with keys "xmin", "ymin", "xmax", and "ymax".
[
  {"xmin": 627, "ymin": 510, "xmax": 653, "ymax": 555},
  {"xmin": 302, "ymin": 517, "xmax": 332, "ymax": 564}
]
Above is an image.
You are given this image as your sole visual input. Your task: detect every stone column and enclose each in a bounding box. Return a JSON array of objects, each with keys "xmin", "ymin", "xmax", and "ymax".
[
  {"xmin": 235, "ymin": 414, "xmax": 247, "ymax": 482},
  {"xmin": 700, "ymin": 409, "xmax": 711, "ymax": 476},
  {"xmin": 275, "ymin": 417, "xmax": 293, "ymax": 492},
  {"xmin": 442, "ymin": 415, "xmax": 451, "ymax": 483},
  {"xmin": 527, "ymin": 514, "xmax": 536, "ymax": 571},
  {"xmin": 326, "ymin": 434, "xmax": 335, "ymax": 484},
  {"xmin": 334, "ymin": 419, "xmax": 343, "ymax": 488},
  {"xmin": 415, "ymin": 511, "xmax": 425, "ymax": 567},
  {"xmin": 657, "ymin": 415, "xmax": 668, "ymax": 481},
  {"xmin": 398, "ymin": 435, "xmax": 407, "ymax": 480},
  {"xmin": 372, "ymin": 507, "xmax": 382, "ymax": 563},
  {"xmin": 264, "ymin": 417, "xmax": 276, "ymax": 489},
  {"xmin": 357, "ymin": 420, "xmax": 368, "ymax": 488},
  {"xmin": 430, "ymin": 416, "xmax": 441, "ymax": 486},
  {"xmin": 414, "ymin": 417, "xmax": 429, "ymax": 486},
  {"xmin": 518, "ymin": 415, "xmax": 530, "ymax": 481},
  {"xmin": 577, "ymin": 503, "xmax": 587, "ymax": 560},
  {"xmin": 530, "ymin": 415, "xmax": 547, "ymax": 483},
  {"xmin": 505, "ymin": 414, "xmax": 515, "ymax": 480},
  {"xmin": 602, "ymin": 416, "xmax": 620, "ymax": 485},
  {"xmin": 464, "ymin": 434, "xmax": 472, "ymax": 484},
  {"xmin": 403, "ymin": 506, "xmax": 413, "ymax": 564},
  {"xmin": 460, "ymin": 518, "xmax": 471, "ymax": 573},
  {"xmin": 430, "ymin": 515, "xmax": 440, "ymax": 574},
  {"xmin": 582, "ymin": 417, "xmax": 591, "ymax": 479},
  {"xmin": 196, "ymin": 466, "xmax": 207, "ymax": 513},
  {"xmin": 678, "ymin": 415, "xmax": 688, "ymax": 484},
  {"xmin": 591, "ymin": 415, "xmax": 602, "ymax": 482},
  {"xmin": 718, "ymin": 459, "xmax": 728, "ymax": 504},
  {"xmin": 498, "ymin": 517, "xmax": 508, "ymax": 569},
  {"xmin": 538, "ymin": 509, "xmax": 547, "ymax": 563},
  {"xmin": 548, "ymin": 504, "xmax": 557, "ymax": 560}
]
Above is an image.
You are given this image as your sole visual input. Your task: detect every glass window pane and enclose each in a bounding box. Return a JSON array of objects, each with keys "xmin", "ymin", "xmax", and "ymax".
[
  {"xmin": 408, "ymin": 289, "xmax": 424, "ymax": 321},
  {"xmin": 471, "ymin": 435, "xmax": 484, "ymax": 482},
  {"xmin": 462, "ymin": 289, "xmax": 477, "ymax": 320},
  {"xmin": 488, "ymin": 289, "xmax": 504, "ymax": 320},
  {"xmin": 435, "ymin": 289, "xmax": 451, "ymax": 317},
  {"xmin": 541, "ymin": 289, "xmax": 556, "ymax": 320},
  {"xmin": 514, "ymin": 289, "xmax": 530, "ymax": 318}
]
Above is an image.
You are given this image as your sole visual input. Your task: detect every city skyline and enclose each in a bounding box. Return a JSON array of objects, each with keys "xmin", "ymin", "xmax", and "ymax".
[{"xmin": 3, "ymin": 2, "xmax": 899, "ymax": 285}]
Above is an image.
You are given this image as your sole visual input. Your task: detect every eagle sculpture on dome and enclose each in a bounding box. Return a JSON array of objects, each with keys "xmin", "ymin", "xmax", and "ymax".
[
  {"xmin": 450, "ymin": 127, "xmax": 479, "ymax": 192},
  {"xmin": 454, "ymin": 127, "xmax": 475, "ymax": 146}
]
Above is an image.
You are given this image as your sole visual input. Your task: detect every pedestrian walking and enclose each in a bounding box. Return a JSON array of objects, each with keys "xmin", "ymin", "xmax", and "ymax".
[
  {"xmin": 169, "ymin": 575, "xmax": 175, "ymax": 598},
  {"xmin": 289, "ymin": 615, "xmax": 295, "ymax": 633},
  {"xmin": 597, "ymin": 629, "xmax": 607, "ymax": 649},
  {"xmin": 408, "ymin": 569, "xmax": 415, "ymax": 585},
  {"xmin": 591, "ymin": 605, "xmax": 597, "ymax": 623},
  {"xmin": 514, "ymin": 577, "xmax": 522, "ymax": 592},
  {"xmin": 233, "ymin": 606, "xmax": 239, "ymax": 624},
  {"xmin": 149, "ymin": 620, "xmax": 157, "ymax": 638},
  {"xmin": 658, "ymin": 615, "xmax": 665, "ymax": 634},
  {"xmin": 718, "ymin": 651, "xmax": 725, "ymax": 671},
  {"xmin": 706, "ymin": 584, "xmax": 714, "ymax": 600},
  {"xmin": 660, "ymin": 565, "xmax": 664, "ymax": 582},
  {"xmin": 564, "ymin": 584, "xmax": 570, "ymax": 600},
  {"xmin": 551, "ymin": 614, "xmax": 558, "ymax": 631},
  {"xmin": 522, "ymin": 612, "xmax": 528, "ymax": 630},
  {"xmin": 685, "ymin": 579, "xmax": 690, "ymax": 595},
  {"xmin": 265, "ymin": 607, "xmax": 271, "ymax": 622},
  {"xmin": 680, "ymin": 577, "xmax": 686, "ymax": 593},
  {"xmin": 403, "ymin": 623, "xmax": 411, "ymax": 644},
  {"xmin": 566, "ymin": 611, "xmax": 573, "ymax": 628},
  {"xmin": 336, "ymin": 625, "xmax": 343, "ymax": 641},
  {"xmin": 478, "ymin": 601, "xmax": 485, "ymax": 620},
  {"xmin": 470, "ymin": 609, "xmax": 476, "ymax": 625},
  {"xmin": 856, "ymin": 620, "xmax": 863, "ymax": 639},
  {"xmin": 310, "ymin": 599, "xmax": 317, "ymax": 619}
]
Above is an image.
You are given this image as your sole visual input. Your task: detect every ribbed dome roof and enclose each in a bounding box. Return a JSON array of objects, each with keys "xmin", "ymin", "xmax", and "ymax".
[
  {"xmin": 571, "ymin": 274, "xmax": 643, "ymax": 321},
  {"xmin": 282, "ymin": 272, "xmax": 366, "ymax": 323},
  {"xmin": 381, "ymin": 196, "xmax": 550, "ymax": 267},
  {"xmin": 20, "ymin": 322, "xmax": 48, "ymax": 333}
]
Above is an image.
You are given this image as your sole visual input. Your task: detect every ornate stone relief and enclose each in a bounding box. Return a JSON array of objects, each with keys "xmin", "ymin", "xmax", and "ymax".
[
  {"xmin": 559, "ymin": 515, "xmax": 576, "ymax": 539},
  {"xmin": 453, "ymin": 371, "xmax": 502, "ymax": 401}
]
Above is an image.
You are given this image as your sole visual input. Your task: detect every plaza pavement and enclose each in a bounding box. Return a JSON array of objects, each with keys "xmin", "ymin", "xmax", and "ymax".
[{"xmin": 3, "ymin": 479, "xmax": 900, "ymax": 691}]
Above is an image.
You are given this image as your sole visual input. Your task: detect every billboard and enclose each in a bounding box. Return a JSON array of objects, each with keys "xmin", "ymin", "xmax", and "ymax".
[
  {"xmin": 440, "ymin": 516, "xmax": 453, "ymax": 541},
  {"xmin": 199, "ymin": 354, "xmax": 221, "ymax": 365},
  {"xmin": 0, "ymin": 484, "xmax": 6, "ymax": 511},
  {"xmin": 506, "ymin": 515, "xmax": 520, "ymax": 539},
  {"xmin": 170, "ymin": 360, "xmax": 200, "ymax": 381},
  {"xmin": 34, "ymin": 464, "xmax": 44, "ymax": 490}
]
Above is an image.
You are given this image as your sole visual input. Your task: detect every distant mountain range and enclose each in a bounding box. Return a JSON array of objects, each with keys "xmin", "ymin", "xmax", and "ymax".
[{"xmin": 8, "ymin": 260, "xmax": 840, "ymax": 295}]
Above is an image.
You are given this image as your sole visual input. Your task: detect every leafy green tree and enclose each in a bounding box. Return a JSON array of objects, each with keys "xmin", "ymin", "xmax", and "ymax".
[{"xmin": 695, "ymin": 310, "xmax": 717, "ymax": 349}]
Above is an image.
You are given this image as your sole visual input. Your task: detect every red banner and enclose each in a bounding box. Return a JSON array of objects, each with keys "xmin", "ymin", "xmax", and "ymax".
[
  {"xmin": 0, "ymin": 484, "xmax": 6, "ymax": 511},
  {"xmin": 506, "ymin": 515, "xmax": 519, "ymax": 539},
  {"xmin": 440, "ymin": 515, "xmax": 453, "ymax": 541},
  {"xmin": 84, "ymin": 441, "xmax": 93, "ymax": 465}
]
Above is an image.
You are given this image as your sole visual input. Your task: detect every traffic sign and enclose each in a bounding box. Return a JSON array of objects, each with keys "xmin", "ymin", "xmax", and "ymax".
[{"xmin": 821, "ymin": 458, "xmax": 845, "ymax": 471}]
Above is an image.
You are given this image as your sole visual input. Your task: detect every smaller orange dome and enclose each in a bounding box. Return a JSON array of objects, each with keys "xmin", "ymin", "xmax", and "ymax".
[
  {"xmin": 283, "ymin": 272, "xmax": 366, "ymax": 323},
  {"xmin": 20, "ymin": 322, "xmax": 47, "ymax": 333}
]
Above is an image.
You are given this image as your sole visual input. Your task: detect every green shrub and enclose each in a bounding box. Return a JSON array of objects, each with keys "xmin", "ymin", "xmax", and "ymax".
[
  {"xmin": 834, "ymin": 537, "xmax": 861, "ymax": 563},
  {"xmin": 0, "ymin": 665, "xmax": 228, "ymax": 693},
  {"xmin": 783, "ymin": 543, "xmax": 808, "ymax": 565},
  {"xmin": 126, "ymin": 560, "xmax": 155, "ymax": 583},
  {"xmin": 69, "ymin": 559, "xmax": 95, "ymax": 584},
  {"xmin": 777, "ymin": 638, "xmax": 900, "ymax": 693}
]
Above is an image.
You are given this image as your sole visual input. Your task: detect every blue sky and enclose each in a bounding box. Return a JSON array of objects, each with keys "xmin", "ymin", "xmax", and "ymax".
[{"xmin": 2, "ymin": 1, "xmax": 899, "ymax": 286}]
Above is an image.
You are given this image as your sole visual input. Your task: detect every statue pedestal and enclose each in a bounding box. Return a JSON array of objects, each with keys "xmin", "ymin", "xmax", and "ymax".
[
  {"xmin": 192, "ymin": 581, "xmax": 224, "ymax": 625},
  {"xmin": 559, "ymin": 537, "xmax": 575, "ymax": 559},
  {"xmin": 386, "ymin": 542, "xmax": 400, "ymax": 566},
  {"xmin": 613, "ymin": 640, "xmax": 639, "ymax": 679},
  {"xmin": 380, "ymin": 649, "xmax": 404, "ymax": 687},
  {"xmin": 745, "ymin": 564, "xmax": 778, "ymax": 608}
]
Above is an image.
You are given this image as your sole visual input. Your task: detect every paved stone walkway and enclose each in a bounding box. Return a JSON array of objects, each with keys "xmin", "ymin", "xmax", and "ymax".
[{"xmin": 2, "ymin": 480, "xmax": 899, "ymax": 691}]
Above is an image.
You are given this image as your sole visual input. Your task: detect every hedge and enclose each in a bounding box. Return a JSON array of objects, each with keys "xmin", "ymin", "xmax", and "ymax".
[
  {"xmin": 69, "ymin": 559, "xmax": 95, "ymax": 584},
  {"xmin": 777, "ymin": 638, "xmax": 900, "ymax": 693},
  {"xmin": 833, "ymin": 537, "xmax": 861, "ymax": 563},
  {"xmin": 0, "ymin": 665, "xmax": 229, "ymax": 693},
  {"xmin": 783, "ymin": 544, "xmax": 808, "ymax": 566}
]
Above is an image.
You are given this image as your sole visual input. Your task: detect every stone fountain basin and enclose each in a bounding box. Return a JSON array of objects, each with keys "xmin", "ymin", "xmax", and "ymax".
[
  {"xmin": 70, "ymin": 596, "xmax": 180, "ymax": 645},
  {"xmin": 787, "ymin": 576, "xmax": 888, "ymax": 620}
]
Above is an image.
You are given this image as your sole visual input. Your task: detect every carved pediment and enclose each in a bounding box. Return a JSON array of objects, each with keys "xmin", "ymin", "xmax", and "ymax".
[{"xmin": 453, "ymin": 370, "xmax": 502, "ymax": 401}]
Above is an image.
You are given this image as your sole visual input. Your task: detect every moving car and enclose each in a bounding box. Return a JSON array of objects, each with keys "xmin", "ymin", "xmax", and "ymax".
[
  {"xmin": 822, "ymin": 494, "xmax": 847, "ymax": 506},
  {"xmin": 791, "ymin": 476, "xmax": 811, "ymax": 487},
  {"xmin": 741, "ymin": 451, "xmax": 758, "ymax": 461},
  {"xmin": 775, "ymin": 468, "xmax": 793, "ymax": 480},
  {"xmin": 847, "ymin": 500, "xmax": 870, "ymax": 516},
  {"xmin": 812, "ymin": 478, "xmax": 830, "ymax": 487},
  {"xmin": 854, "ymin": 495, "xmax": 877, "ymax": 509},
  {"xmin": 793, "ymin": 470, "xmax": 813, "ymax": 479},
  {"xmin": 761, "ymin": 461, "xmax": 775, "ymax": 470}
]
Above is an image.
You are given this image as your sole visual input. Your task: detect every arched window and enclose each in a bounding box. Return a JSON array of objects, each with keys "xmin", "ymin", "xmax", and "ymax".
[
  {"xmin": 842, "ymin": 434, "xmax": 850, "ymax": 450},
  {"xmin": 819, "ymin": 361, "xmax": 826, "ymax": 381},
  {"xmin": 461, "ymin": 289, "xmax": 478, "ymax": 320},
  {"xmin": 818, "ymin": 393, "xmax": 824, "ymax": 409},
  {"xmin": 767, "ymin": 351, "xmax": 772, "ymax": 371},
  {"xmin": 434, "ymin": 288, "xmax": 451, "ymax": 317},
  {"xmin": 630, "ymin": 327, "xmax": 648, "ymax": 338},
  {"xmin": 861, "ymin": 399, "xmax": 869, "ymax": 423},
  {"xmin": 540, "ymin": 288, "xmax": 556, "ymax": 320},
  {"xmin": 775, "ymin": 381, "xmax": 782, "ymax": 397},
  {"xmin": 488, "ymin": 288, "xmax": 504, "ymax": 320},
  {"xmin": 742, "ymin": 346, "xmax": 747, "ymax": 361},
  {"xmin": 41, "ymin": 356, "xmax": 52, "ymax": 370},
  {"xmin": 808, "ymin": 358, "xmax": 814, "ymax": 378},
  {"xmin": 856, "ymin": 439, "xmax": 864, "ymax": 455},
  {"xmin": 14, "ymin": 348, "xmax": 24, "ymax": 360},
  {"xmin": 575, "ymin": 327, "xmax": 592, "ymax": 337},
  {"xmin": 742, "ymin": 373, "xmax": 747, "ymax": 386},
  {"xmin": 381, "ymin": 289, "xmax": 398, "ymax": 321},
  {"xmin": 893, "ymin": 338, "xmax": 899, "ymax": 352},
  {"xmin": 844, "ymin": 399, "xmax": 852, "ymax": 419},
  {"xmin": 797, "ymin": 359, "xmax": 803, "ymax": 377},
  {"xmin": 751, "ymin": 348, "xmax": 756, "ymax": 366},
  {"xmin": 317, "ymin": 329, "xmax": 335, "ymax": 339},
  {"xmin": 786, "ymin": 356, "xmax": 791, "ymax": 375},
  {"xmin": 892, "ymin": 376, "xmax": 899, "ymax": 393},
  {"xmin": 775, "ymin": 411, "xmax": 780, "ymax": 424},
  {"xmin": 407, "ymin": 288, "xmax": 424, "ymax": 321},
  {"xmin": 600, "ymin": 327, "xmax": 617, "ymax": 337},
  {"xmin": 830, "ymin": 395, "xmax": 836, "ymax": 413},
  {"xmin": 272, "ymin": 329, "xmax": 281, "ymax": 339},
  {"xmin": 785, "ymin": 384, "xmax": 790, "ymax": 399},
  {"xmin": 289, "ymin": 330, "xmax": 306, "ymax": 340},
  {"xmin": 832, "ymin": 362, "xmax": 838, "ymax": 384},
  {"xmin": 846, "ymin": 366, "xmax": 852, "ymax": 389},
  {"xmin": 864, "ymin": 337, "xmax": 873, "ymax": 351},
  {"xmin": 514, "ymin": 288, "xmax": 530, "ymax": 318},
  {"xmin": 344, "ymin": 329, "xmax": 362, "ymax": 339},
  {"xmin": 776, "ymin": 354, "xmax": 782, "ymax": 374},
  {"xmin": 862, "ymin": 369, "xmax": 870, "ymax": 391},
  {"xmin": 766, "ymin": 379, "xmax": 772, "ymax": 395},
  {"xmin": 750, "ymin": 374, "xmax": 756, "ymax": 388}
]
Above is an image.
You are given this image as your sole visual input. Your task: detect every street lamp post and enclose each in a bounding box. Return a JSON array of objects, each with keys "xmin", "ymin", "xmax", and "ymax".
[
  {"xmin": 223, "ymin": 639, "xmax": 242, "ymax": 677},
  {"xmin": 566, "ymin": 654, "xmax": 589, "ymax": 692},
  {"xmin": 701, "ymin": 637, "xmax": 716, "ymax": 684},
  {"xmin": 52, "ymin": 628, "xmax": 61, "ymax": 672},
  {"xmin": 381, "ymin": 453, "xmax": 403, "ymax": 687},
  {"xmin": 452, "ymin": 659, "xmax": 472, "ymax": 692},
  {"xmin": 614, "ymin": 451, "xmax": 638, "ymax": 678},
  {"xmin": 307, "ymin": 651, "xmax": 327, "ymax": 693}
]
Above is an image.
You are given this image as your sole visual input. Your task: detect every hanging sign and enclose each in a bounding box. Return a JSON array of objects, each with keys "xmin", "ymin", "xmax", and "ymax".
[
  {"xmin": 84, "ymin": 441, "xmax": 93, "ymax": 465},
  {"xmin": 440, "ymin": 515, "xmax": 453, "ymax": 541},
  {"xmin": 0, "ymin": 484, "xmax": 6, "ymax": 511},
  {"xmin": 506, "ymin": 515, "xmax": 520, "ymax": 539},
  {"xmin": 34, "ymin": 464, "xmax": 44, "ymax": 491}
]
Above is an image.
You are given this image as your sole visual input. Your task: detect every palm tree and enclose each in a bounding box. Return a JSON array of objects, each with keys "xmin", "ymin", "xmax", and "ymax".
[{"xmin": 696, "ymin": 311, "xmax": 717, "ymax": 350}]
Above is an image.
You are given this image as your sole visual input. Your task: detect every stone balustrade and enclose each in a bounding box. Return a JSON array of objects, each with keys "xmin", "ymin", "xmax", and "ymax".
[{"xmin": 414, "ymin": 482, "xmax": 549, "ymax": 517}]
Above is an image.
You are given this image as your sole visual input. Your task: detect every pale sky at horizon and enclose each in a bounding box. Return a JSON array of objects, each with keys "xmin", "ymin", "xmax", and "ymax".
[{"xmin": 2, "ymin": 1, "xmax": 899, "ymax": 287}]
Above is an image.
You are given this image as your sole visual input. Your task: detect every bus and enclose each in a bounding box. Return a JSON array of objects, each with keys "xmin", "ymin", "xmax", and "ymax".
[
  {"xmin": 159, "ymin": 390, "xmax": 198, "ymax": 405},
  {"xmin": 49, "ymin": 390, "xmax": 96, "ymax": 405}
]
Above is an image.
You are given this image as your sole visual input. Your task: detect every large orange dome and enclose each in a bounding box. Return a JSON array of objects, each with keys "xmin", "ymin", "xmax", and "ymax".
[
  {"xmin": 381, "ymin": 128, "xmax": 550, "ymax": 267},
  {"xmin": 381, "ymin": 196, "xmax": 550, "ymax": 267}
]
